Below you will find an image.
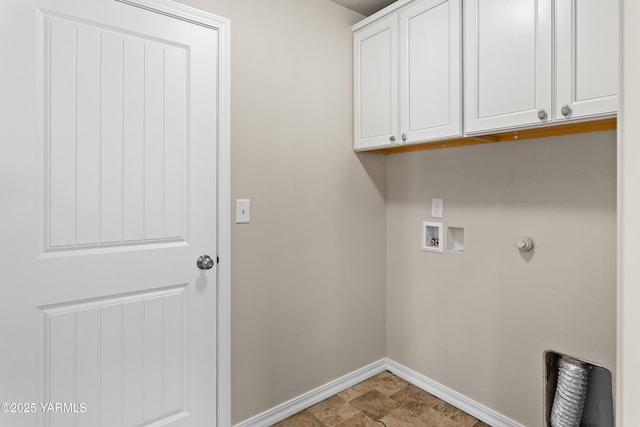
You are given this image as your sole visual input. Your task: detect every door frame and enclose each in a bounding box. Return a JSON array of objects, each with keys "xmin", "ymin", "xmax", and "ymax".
[{"xmin": 113, "ymin": 1, "xmax": 231, "ymax": 425}]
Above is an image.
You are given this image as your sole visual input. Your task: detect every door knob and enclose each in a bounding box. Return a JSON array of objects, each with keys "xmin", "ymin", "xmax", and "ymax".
[
  {"xmin": 561, "ymin": 105, "xmax": 572, "ymax": 116},
  {"xmin": 389, "ymin": 135, "xmax": 396, "ymax": 142},
  {"xmin": 197, "ymin": 255, "xmax": 215, "ymax": 270}
]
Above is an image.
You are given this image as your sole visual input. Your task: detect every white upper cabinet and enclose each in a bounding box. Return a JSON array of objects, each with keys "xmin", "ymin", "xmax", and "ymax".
[
  {"xmin": 400, "ymin": 0, "xmax": 461, "ymax": 144},
  {"xmin": 464, "ymin": 0, "xmax": 618, "ymax": 134},
  {"xmin": 354, "ymin": 15, "xmax": 399, "ymax": 150},
  {"xmin": 354, "ymin": 0, "xmax": 461, "ymax": 151},
  {"xmin": 354, "ymin": 0, "xmax": 618, "ymax": 149},
  {"xmin": 464, "ymin": 0, "xmax": 553, "ymax": 133},
  {"xmin": 555, "ymin": 0, "xmax": 619, "ymax": 121}
]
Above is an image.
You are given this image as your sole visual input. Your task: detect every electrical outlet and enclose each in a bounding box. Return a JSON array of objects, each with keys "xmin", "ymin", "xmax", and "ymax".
[{"xmin": 432, "ymin": 198, "xmax": 443, "ymax": 218}]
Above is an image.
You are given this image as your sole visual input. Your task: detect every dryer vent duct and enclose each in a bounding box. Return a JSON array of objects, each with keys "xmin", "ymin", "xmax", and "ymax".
[{"xmin": 550, "ymin": 356, "xmax": 592, "ymax": 427}]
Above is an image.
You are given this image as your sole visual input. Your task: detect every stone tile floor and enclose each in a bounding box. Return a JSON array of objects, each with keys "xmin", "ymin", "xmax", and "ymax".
[{"xmin": 272, "ymin": 371, "xmax": 491, "ymax": 427}]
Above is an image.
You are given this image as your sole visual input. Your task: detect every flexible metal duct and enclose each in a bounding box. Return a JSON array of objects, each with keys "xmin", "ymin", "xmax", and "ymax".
[{"xmin": 550, "ymin": 357, "xmax": 592, "ymax": 427}]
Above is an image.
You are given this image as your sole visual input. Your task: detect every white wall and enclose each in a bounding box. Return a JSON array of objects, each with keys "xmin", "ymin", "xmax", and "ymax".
[
  {"xmin": 386, "ymin": 131, "xmax": 617, "ymax": 426},
  {"xmin": 177, "ymin": 0, "xmax": 388, "ymax": 424}
]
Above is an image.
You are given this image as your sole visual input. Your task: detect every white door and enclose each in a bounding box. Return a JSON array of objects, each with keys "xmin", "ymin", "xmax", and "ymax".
[
  {"xmin": 399, "ymin": 0, "xmax": 461, "ymax": 144},
  {"xmin": 555, "ymin": 0, "xmax": 618, "ymax": 121},
  {"xmin": 0, "ymin": 0, "xmax": 227, "ymax": 426},
  {"xmin": 464, "ymin": 0, "xmax": 552, "ymax": 133},
  {"xmin": 354, "ymin": 14, "xmax": 399, "ymax": 151}
]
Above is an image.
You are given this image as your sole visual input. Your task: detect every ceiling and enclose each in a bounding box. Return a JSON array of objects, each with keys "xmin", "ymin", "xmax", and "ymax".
[{"xmin": 330, "ymin": 0, "xmax": 397, "ymax": 16}]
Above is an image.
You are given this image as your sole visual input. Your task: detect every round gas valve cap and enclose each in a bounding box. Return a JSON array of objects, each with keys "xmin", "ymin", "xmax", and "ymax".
[{"xmin": 517, "ymin": 237, "xmax": 534, "ymax": 251}]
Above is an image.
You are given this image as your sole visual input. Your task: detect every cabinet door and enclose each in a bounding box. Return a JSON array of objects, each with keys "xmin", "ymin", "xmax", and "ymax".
[
  {"xmin": 400, "ymin": 0, "xmax": 461, "ymax": 144},
  {"xmin": 354, "ymin": 15, "xmax": 399, "ymax": 150},
  {"xmin": 464, "ymin": 0, "xmax": 552, "ymax": 133},
  {"xmin": 555, "ymin": 0, "xmax": 618, "ymax": 121}
]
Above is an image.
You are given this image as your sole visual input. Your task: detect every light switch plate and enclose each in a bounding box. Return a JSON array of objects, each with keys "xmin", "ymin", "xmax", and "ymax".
[
  {"xmin": 236, "ymin": 199, "xmax": 250, "ymax": 224},
  {"xmin": 432, "ymin": 198, "xmax": 443, "ymax": 218}
]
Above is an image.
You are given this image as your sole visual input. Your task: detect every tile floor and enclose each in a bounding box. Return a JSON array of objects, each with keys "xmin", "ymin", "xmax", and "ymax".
[{"xmin": 272, "ymin": 371, "xmax": 491, "ymax": 427}]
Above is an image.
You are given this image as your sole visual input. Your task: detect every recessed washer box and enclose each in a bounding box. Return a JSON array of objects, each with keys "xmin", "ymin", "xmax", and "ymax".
[{"xmin": 422, "ymin": 222, "xmax": 443, "ymax": 253}]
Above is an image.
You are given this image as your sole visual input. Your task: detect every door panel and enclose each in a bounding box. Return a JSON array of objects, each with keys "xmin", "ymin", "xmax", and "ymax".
[
  {"xmin": 354, "ymin": 14, "xmax": 398, "ymax": 150},
  {"xmin": 555, "ymin": 0, "xmax": 618, "ymax": 120},
  {"xmin": 43, "ymin": 287, "xmax": 187, "ymax": 426},
  {"xmin": 1, "ymin": 1, "xmax": 226, "ymax": 426},
  {"xmin": 399, "ymin": 0, "xmax": 461, "ymax": 144},
  {"xmin": 464, "ymin": 0, "xmax": 552, "ymax": 133},
  {"xmin": 478, "ymin": 0, "xmax": 536, "ymax": 117},
  {"xmin": 45, "ymin": 14, "xmax": 188, "ymax": 250},
  {"xmin": 76, "ymin": 26, "xmax": 102, "ymax": 245},
  {"xmin": 34, "ymin": 1, "xmax": 218, "ymax": 426},
  {"xmin": 407, "ymin": 1, "xmax": 450, "ymax": 130}
]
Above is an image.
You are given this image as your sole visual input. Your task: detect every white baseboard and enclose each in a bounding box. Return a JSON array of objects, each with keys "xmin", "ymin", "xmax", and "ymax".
[
  {"xmin": 234, "ymin": 358, "xmax": 523, "ymax": 427},
  {"xmin": 233, "ymin": 359, "xmax": 388, "ymax": 427},
  {"xmin": 385, "ymin": 359, "xmax": 524, "ymax": 427}
]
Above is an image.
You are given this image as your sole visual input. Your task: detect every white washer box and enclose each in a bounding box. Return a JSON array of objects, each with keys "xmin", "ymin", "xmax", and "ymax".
[{"xmin": 422, "ymin": 221, "xmax": 443, "ymax": 253}]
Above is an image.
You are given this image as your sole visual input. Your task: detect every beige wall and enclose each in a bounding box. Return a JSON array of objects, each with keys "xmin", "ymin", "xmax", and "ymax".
[
  {"xmin": 177, "ymin": 0, "xmax": 387, "ymax": 423},
  {"xmin": 619, "ymin": 0, "xmax": 640, "ymax": 424},
  {"xmin": 179, "ymin": 1, "xmax": 618, "ymax": 425},
  {"xmin": 386, "ymin": 131, "xmax": 617, "ymax": 426}
]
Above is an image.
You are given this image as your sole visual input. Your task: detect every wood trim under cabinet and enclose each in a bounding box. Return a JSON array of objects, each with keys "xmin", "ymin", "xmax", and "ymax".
[{"xmin": 365, "ymin": 117, "xmax": 616, "ymax": 155}]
